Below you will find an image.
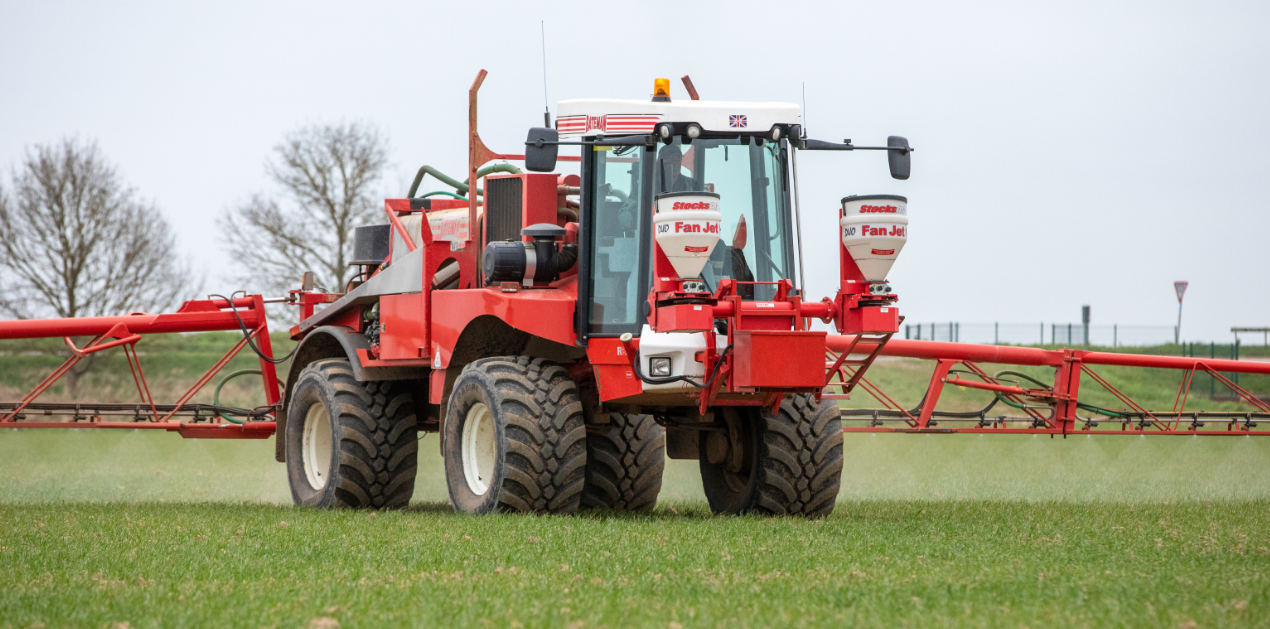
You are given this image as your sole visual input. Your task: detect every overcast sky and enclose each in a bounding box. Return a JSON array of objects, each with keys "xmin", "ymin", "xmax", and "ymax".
[{"xmin": 2, "ymin": 0, "xmax": 1267, "ymax": 342}]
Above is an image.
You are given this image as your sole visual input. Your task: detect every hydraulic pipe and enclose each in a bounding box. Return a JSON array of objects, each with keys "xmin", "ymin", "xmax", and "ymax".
[
  {"xmin": 1081, "ymin": 350, "xmax": 1270, "ymax": 373},
  {"xmin": 712, "ymin": 301, "xmax": 832, "ymax": 319},
  {"xmin": 826, "ymin": 335, "xmax": 1270, "ymax": 375},
  {"xmin": 0, "ymin": 307, "xmax": 264, "ymax": 341}
]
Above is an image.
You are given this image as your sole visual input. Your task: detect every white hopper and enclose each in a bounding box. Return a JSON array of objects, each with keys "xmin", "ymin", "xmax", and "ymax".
[
  {"xmin": 840, "ymin": 195, "xmax": 908, "ymax": 281},
  {"xmin": 653, "ymin": 192, "xmax": 722, "ymax": 279}
]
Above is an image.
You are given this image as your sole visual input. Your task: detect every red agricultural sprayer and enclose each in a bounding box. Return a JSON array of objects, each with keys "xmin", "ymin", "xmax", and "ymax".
[{"xmin": 3, "ymin": 73, "xmax": 1268, "ymax": 517}]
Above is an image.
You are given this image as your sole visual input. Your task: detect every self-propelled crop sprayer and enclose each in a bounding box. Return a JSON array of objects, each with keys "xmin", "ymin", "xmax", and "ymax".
[{"xmin": 3, "ymin": 73, "xmax": 1268, "ymax": 517}]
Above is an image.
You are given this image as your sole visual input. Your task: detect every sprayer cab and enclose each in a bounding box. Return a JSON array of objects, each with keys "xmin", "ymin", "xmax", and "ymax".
[{"xmin": 519, "ymin": 78, "xmax": 914, "ymax": 396}]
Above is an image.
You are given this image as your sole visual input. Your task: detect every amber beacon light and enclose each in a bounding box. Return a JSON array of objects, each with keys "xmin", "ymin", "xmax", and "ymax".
[{"xmin": 653, "ymin": 78, "xmax": 671, "ymax": 98}]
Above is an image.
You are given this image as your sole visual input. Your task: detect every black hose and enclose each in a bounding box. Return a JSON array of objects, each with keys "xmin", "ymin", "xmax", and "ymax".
[
  {"xmin": 633, "ymin": 345, "xmax": 732, "ymax": 389},
  {"xmin": 557, "ymin": 243, "xmax": 578, "ymax": 273},
  {"xmin": 991, "ymin": 369, "xmax": 1128, "ymax": 418},
  {"xmin": 895, "ymin": 387, "xmax": 999, "ymax": 418},
  {"xmin": 210, "ymin": 292, "xmax": 299, "ymax": 365}
]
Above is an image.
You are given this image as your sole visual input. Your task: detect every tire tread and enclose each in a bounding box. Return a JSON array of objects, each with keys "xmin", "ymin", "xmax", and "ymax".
[
  {"xmin": 582, "ymin": 413, "xmax": 665, "ymax": 511},
  {"xmin": 302, "ymin": 359, "xmax": 418, "ymax": 509},
  {"xmin": 754, "ymin": 394, "xmax": 843, "ymax": 518},
  {"xmin": 464, "ymin": 356, "xmax": 587, "ymax": 514}
]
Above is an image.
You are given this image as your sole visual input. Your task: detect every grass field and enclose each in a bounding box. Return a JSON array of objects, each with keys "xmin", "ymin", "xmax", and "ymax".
[
  {"xmin": 2, "ymin": 429, "xmax": 1269, "ymax": 628},
  {"xmin": 3, "ymin": 335, "xmax": 1270, "ymax": 627}
]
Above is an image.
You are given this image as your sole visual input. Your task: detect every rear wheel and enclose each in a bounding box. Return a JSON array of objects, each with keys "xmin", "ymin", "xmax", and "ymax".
[
  {"xmin": 582, "ymin": 413, "xmax": 665, "ymax": 511},
  {"xmin": 286, "ymin": 358, "xmax": 419, "ymax": 509},
  {"xmin": 699, "ymin": 394, "xmax": 843, "ymax": 517},
  {"xmin": 443, "ymin": 357, "xmax": 587, "ymax": 514}
]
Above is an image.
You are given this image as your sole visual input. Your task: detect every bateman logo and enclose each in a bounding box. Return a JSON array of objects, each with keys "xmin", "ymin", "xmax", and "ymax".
[
  {"xmin": 859, "ymin": 204, "xmax": 900, "ymax": 213},
  {"xmin": 586, "ymin": 115, "xmax": 607, "ymax": 132},
  {"xmin": 671, "ymin": 201, "xmax": 717, "ymax": 210},
  {"xmin": 429, "ymin": 214, "xmax": 469, "ymax": 241}
]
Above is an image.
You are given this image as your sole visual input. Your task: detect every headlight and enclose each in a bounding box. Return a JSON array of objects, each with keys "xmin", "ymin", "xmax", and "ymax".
[
  {"xmin": 657, "ymin": 124, "xmax": 673, "ymax": 142},
  {"xmin": 771, "ymin": 126, "xmax": 783, "ymax": 141},
  {"xmin": 649, "ymin": 356, "xmax": 672, "ymax": 377},
  {"xmin": 686, "ymin": 124, "xmax": 702, "ymax": 139}
]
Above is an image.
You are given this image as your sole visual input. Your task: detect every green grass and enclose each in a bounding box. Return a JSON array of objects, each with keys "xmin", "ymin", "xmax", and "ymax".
[{"xmin": 3, "ymin": 430, "xmax": 1270, "ymax": 628}]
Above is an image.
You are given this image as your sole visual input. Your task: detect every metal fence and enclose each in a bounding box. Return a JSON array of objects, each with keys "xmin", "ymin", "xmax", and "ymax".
[{"xmin": 903, "ymin": 322, "xmax": 1178, "ymax": 347}]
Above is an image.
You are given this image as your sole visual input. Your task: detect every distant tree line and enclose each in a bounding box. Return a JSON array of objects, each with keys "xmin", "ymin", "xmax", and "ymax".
[{"xmin": 0, "ymin": 122, "xmax": 391, "ymax": 323}]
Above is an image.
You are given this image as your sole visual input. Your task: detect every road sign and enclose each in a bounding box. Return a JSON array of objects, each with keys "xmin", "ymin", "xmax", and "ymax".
[{"xmin": 1174, "ymin": 281, "xmax": 1188, "ymax": 343}]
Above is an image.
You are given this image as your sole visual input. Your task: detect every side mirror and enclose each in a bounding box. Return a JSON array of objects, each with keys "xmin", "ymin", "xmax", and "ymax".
[
  {"xmin": 887, "ymin": 136, "xmax": 911, "ymax": 180},
  {"xmin": 525, "ymin": 127, "xmax": 559, "ymax": 172}
]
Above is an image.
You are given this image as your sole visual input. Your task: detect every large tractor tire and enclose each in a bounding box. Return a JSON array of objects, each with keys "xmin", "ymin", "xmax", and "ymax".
[
  {"xmin": 582, "ymin": 413, "xmax": 665, "ymax": 511},
  {"xmin": 699, "ymin": 394, "xmax": 843, "ymax": 517},
  {"xmin": 443, "ymin": 356, "xmax": 587, "ymax": 515},
  {"xmin": 285, "ymin": 358, "xmax": 419, "ymax": 509}
]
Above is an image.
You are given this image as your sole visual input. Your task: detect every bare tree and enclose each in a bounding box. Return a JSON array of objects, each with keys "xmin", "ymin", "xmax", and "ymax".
[
  {"xmin": 0, "ymin": 137, "xmax": 196, "ymax": 319},
  {"xmin": 0, "ymin": 138, "xmax": 199, "ymax": 393},
  {"xmin": 218, "ymin": 122, "xmax": 389, "ymax": 297}
]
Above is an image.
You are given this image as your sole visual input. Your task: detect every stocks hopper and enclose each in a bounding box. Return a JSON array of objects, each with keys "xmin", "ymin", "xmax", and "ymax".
[
  {"xmin": 653, "ymin": 191, "xmax": 723, "ymax": 279},
  {"xmin": 841, "ymin": 194, "xmax": 908, "ymax": 282}
]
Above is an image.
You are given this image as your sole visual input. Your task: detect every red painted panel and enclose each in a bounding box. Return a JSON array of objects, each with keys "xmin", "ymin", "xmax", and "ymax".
[
  {"xmin": 381, "ymin": 293, "xmax": 427, "ymax": 360},
  {"xmin": 523, "ymin": 173, "xmax": 560, "ymax": 233},
  {"xmin": 731, "ymin": 330, "xmax": 826, "ymax": 388},
  {"xmin": 656, "ymin": 303, "xmax": 714, "ymax": 333},
  {"xmin": 593, "ymin": 364, "xmax": 644, "ymax": 401},
  {"xmin": 430, "ymin": 278, "xmax": 579, "ymax": 363},
  {"xmin": 586, "ymin": 338, "xmax": 643, "ymax": 401},
  {"xmin": 842, "ymin": 305, "xmax": 899, "ymax": 335}
]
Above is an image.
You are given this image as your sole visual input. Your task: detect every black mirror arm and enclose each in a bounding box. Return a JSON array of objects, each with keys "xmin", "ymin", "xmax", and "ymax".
[{"xmin": 798, "ymin": 138, "xmax": 915, "ymax": 153}]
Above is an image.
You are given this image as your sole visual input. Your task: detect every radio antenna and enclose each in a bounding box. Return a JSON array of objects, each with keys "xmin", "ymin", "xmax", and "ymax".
[
  {"xmin": 801, "ymin": 82, "xmax": 807, "ymax": 137},
  {"xmin": 540, "ymin": 21, "xmax": 551, "ymax": 128}
]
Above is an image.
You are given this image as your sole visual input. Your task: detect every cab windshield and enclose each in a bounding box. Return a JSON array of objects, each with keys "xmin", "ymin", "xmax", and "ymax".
[
  {"xmin": 583, "ymin": 136, "xmax": 795, "ymax": 337},
  {"xmin": 653, "ymin": 137, "xmax": 794, "ymax": 301}
]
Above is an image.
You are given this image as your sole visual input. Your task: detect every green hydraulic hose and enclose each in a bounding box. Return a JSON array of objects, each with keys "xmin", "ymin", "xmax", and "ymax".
[
  {"xmin": 418, "ymin": 190, "xmax": 468, "ymax": 200},
  {"xmin": 467, "ymin": 163, "xmax": 522, "ymax": 188},
  {"xmin": 213, "ymin": 369, "xmax": 263, "ymax": 424},
  {"xmin": 991, "ymin": 370, "xmax": 1129, "ymax": 419},
  {"xmin": 407, "ymin": 166, "xmax": 467, "ymax": 198},
  {"xmin": 406, "ymin": 163, "xmax": 523, "ymax": 198}
]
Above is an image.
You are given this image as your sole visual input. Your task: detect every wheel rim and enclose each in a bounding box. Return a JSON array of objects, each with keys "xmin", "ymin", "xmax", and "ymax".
[
  {"xmin": 462, "ymin": 403, "xmax": 496, "ymax": 496},
  {"xmin": 302, "ymin": 403, "xmax": 332, "ymax": 490}
]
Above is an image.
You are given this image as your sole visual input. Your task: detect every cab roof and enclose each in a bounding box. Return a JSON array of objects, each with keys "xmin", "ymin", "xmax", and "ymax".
[{"xmin": 555, "ymin": 98, "xmax": 801, "ymax": 137}]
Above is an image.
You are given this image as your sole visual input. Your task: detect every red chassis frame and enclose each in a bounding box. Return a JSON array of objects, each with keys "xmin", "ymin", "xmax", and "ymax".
[
  {"xmin": 824, "ymin": 336, "xmax": 1270, "ymax": 436},
  {"xmin": 0, "ymin": 295, "xmax": 281, "ymax": 439}
]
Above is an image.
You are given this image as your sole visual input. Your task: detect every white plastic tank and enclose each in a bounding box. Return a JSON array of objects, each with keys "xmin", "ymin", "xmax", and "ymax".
[
  {"xmin": 840, "ymin": 195, "xmax": 908, "ymax": 281},
  {"xmin": 653, "ymin": 191, "xmax": 722, "ymax": 279}
]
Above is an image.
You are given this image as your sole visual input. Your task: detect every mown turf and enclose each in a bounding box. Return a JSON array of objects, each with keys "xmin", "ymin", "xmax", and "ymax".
[
  {"xmin": 2, "ymin": 430, "xmax": 1269, "ymax": 628},
  {"xmin": 3, "ymin": 501, "xmax": 1266, "ymax": 628}
]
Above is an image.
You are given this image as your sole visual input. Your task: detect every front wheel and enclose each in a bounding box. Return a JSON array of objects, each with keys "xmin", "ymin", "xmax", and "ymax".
[
  {"xmin": 699, "ymin": 395, "xmax": 843, "ymax": 517},
  {"xmin": 443, "ymin": 357, "xmax": 587, "ymax": 515}
]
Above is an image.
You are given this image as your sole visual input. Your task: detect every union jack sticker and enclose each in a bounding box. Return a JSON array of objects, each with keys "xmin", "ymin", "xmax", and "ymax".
[{"xmin": 729, "ymin": 114, "xmax": 747, "ymax": 128}]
